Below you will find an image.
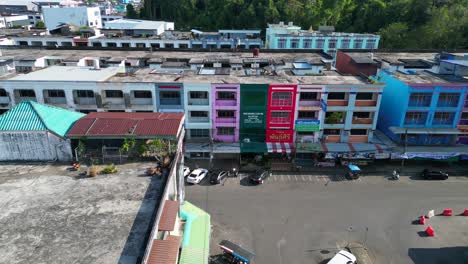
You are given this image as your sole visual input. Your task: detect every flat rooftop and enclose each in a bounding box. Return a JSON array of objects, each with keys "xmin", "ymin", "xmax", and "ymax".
[
  {"xmin": 0, "ymin": 162, "xmax": 164, "ymax": 264},
  {"xmin": 391, "ymin": 70, "xmax": 466, "ymax": 84},
  {"xmin": 8, "ymin": 66, "xmax": 120, "ymax": 81}
]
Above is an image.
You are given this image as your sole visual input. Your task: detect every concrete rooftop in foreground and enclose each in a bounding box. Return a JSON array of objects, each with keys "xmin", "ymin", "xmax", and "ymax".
[{"xmin": 0, "ymin": 163, "xmax": 162, "ymax": 264}]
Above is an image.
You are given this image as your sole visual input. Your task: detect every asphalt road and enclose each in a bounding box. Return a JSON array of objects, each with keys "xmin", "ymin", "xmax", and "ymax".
[{"xmin": 185, "ymin": 173, "xmax": 468, "ymax": 264}]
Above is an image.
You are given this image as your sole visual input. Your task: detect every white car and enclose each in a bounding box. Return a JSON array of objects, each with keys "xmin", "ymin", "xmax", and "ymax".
[
  {"xmin": 183, "ymin": 166, "xmax": 191, "ymax": 177},
  {"xmin": 186, "ymin": 168, "xmax": 208, "ymax": 184},
  {"xmin": 327, "ymin": 250, "xmax": 356, "ymax": 264}
]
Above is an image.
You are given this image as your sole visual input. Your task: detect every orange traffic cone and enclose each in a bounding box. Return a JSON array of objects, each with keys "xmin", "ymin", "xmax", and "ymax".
[
  {"xmin": 443, "ymin": 208, "xmax": 453, "ymax": 216},
  {"xmin": 419, "ymin": 216, "xmax": 425, "ymax": 225},
  {"xmin": 426, "ymin": 225, "xmax": 435, "ymax": 237}
]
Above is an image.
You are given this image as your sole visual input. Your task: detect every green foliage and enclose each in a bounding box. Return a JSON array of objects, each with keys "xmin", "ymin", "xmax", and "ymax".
[
  {"xmin": 101, "ymin": 163, "xmax": 118, "ymax": 174},
  {"xmin": 77, "ymin": 139, "xmax": 86, "ymax": 163},
  {"xmin": 326, "ymin": 112, "xmax": 344, "ymax": 124},
  {"xmin": 120, "ymin": 137, "xmax": 136, "ymax": 153},
  {"xmin": 126, "ymin": 4, "xmax": 139, "ymax": 19},
  {"xmin": 140, "ymin": 0, "xmax": 468, "ymax": 49},
  {"xmin": 35, "ymin": 21, "xmax": 45, "ymax": 28}
]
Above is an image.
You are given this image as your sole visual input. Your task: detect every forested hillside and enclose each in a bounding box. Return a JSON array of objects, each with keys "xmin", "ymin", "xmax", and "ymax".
[{"xmin": 138, "ymin": 0, "xmax": 467, "ymax": 49}]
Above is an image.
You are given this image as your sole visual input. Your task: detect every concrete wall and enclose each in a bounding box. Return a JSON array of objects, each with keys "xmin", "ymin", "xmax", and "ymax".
[
  {"xmin": 43, "ymin": 6, "xmax": 101, "ymax": 30},
  {"xmin": 0, "ymin": 131, "xmax": 72, "ymax": 161},
  {"xmin": 335, "ymin": 51, "xmax": 379, "ymax": 76}
]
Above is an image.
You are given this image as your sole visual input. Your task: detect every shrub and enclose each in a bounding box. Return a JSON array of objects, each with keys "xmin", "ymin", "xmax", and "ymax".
[{"xmin": 101, "ymin": 163, "xmax": 118, "ymax": 174}]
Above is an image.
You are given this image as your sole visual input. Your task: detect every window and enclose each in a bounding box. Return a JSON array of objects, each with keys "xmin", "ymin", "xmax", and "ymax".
[
  {"xmin": 356, "ymin": 93, "xmax": 374, "ymax": 100},
  {"xmin": 77, "ymin": 90, "xmax": 94, "ymax": 98},
  {"xmin": 190, "ymin": 129, "xmax": 209, "ymax": 138},
  {"xmin": 35, "ymin": 16, "xmax": 41, "ymax": 19},
  {"xmin": 121, "ymin": 43, "xmax": 130, "ymax": 48},
  {"xmin": 461, "ymin": 112, "xmax": 468, "ymax": 119},
  {"xmin": 291, "ymin": 38, "xmax": 299, "ymax": 49},
  {"xmin": 136, "ymin": 43, "xmax": 146, "ymax": 48},
  {"xmin": 350, "ymin": 129, "xmax": 368, "ymax": 135},
  {"xmin": 217, "ymin": 91, "xmax": 236, "ymax": 100},
  {"xmin": 0, "ymin": 89, "xmax": 7, "ymax": 96},
  {"xmin": 298, "ymin": 111, "xmax": 317, "ymax": 119},
  {"xmin": 404, "ymin": 112, "xmax": 427, "ymax": 125},
  {"xmin": 327, "ymin": 92, "xmax": 345, "ymax": 100},
  {"xmin": 328, "ymin": 39, "xmax": 337, "ymax": 49},
  {"xmin": 271, "ymin": 92, "xmax": 292, "ymax": 106},
  {"xmin": 218, "ymin": 127, "xmax": 235, "ymax": 135},
  {"xmin": 133, "ymin": 91, "xmax": 151, "ymax": 98},
  {"xmin": 316, "ymin": 39, "xmax": 325, "ymax": 48},
  {"xmin": 353, "ymin": 39, "xmax": 363, "ymax": 49},
  {"xmin": 433, "ymin": 112, "xmax": 455, "ymax": 125},
  {"xmin": 437, "ymin": 93, "xmax": 460, "ymax": 107},
  {"xmin": 409, "ymin": 93, "xmax": 432, "ymax": 107},
  {"xmin": 340, "ymin": 39, "xmax": 350, "ymax": 49},
  {"xmin": 218, "ymin": 110, "xmax": 235, "ymax": 118},
  {"xmin": 323, "ymin": 129, "xmax": 340, "ymax": 135},
  {"xmin": 353, "ymin": 112, "xmax": 371, "ymax": 118},
  {"xmin": 18, "ymin": 90, "xmax": 35, "ymax": 97},
  {"xmin": 278, "ymin": 38, "xmax": 287, "ymax": 48},
  {"xmin": 105, "ymin": 90, "xmax": 123, "ymax": 98},
  {"xmin": 190, "ymin": 91, "xmax": 208, "ymax": 99},
  {"xmin": 160, "ymin": 91, "xmax": 180, "ymax": 98},
  {"xmin": 190, "ymin": 111, "xmax": 208, "ymax": 117},
  {"xmin": 107, "ymin": 42, "xmax": 116, "ymax": 47},
  {"xmin": 303, "ymin": 39, "xmax": 312, "ymax": 49},
  {"xmin": 300, "ymin": 92, "xmax": 318, "ymax": 100},
  {"xmin": 270, "ymin": 111, "xmax": 290, "ymax": 123},
  {"xmin": 28, "ymin": 16, "xmax": 33, "ymax": 19},
  {"xmin": 365, "ymin": 39, "xmax": 376, "ymax": 49},
  {"xmin": 47, "ymin": 90, "xmax": 65, "ymax": 97}
]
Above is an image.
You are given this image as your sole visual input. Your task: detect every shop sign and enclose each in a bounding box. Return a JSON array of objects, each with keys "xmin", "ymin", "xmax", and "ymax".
[
  {"xmin": 295, "ymin": 119, "xmax": 320, "ymax": 132},
  {"xmin": 267, "ymin": 130, "xmax": 293, "ymax": 142},
  {"xmin": 242, "ymin": 112, "xmax": 264, "ymax": 124}
]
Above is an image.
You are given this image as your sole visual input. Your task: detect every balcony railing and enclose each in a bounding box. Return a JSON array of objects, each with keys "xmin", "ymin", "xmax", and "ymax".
[
  {"xmin": 459, "ymin": 119, "xmax": 468, "ymax": 125},
  {"xmin": 270, "ymin": 117, "xmax": 290, "ymax": 124},
  {"xmin": 103, "ymin": 97, "xmax": 125, "ymax": 105},
  {"xmin": 327, "ymin": 100, "xmax": 348, "ymax": 106},
  {"xmin": 437, "ymin": 101, "xmax": 458, "ymax": 107},
  {"xmin": 215, "ymin": 99, "xmax": 237, "ymax": 107},
  {"xmin": 215, "ymin": 117, "xmax": 236, "ymax": 123},
  {"xmin": 432, "ymin": 119, "xmax": 454, "ymax": 125},
  {"xmin": 0, "ymin": 96, "xmax": 10, "ymax": 104},
  {"xmin": 189, "ymin": 117, "xmax": 210, "ymax": 123},
  {"xmin": 355, "ymin": 100, "xmax": 377, "ymax": 107},
  {"xmin": 271, "ymin": 99, "xmax": 292, "ymax": 107},
  {"xmin": 404, "ymin": 119, "xmax": 426, "ymax": 125},
  {"xmin": 131, "ymin": 98, "xmax": 153, "ymax": 105},
  {"xmin": 45, "ymin": 97, "xmax": 66, "ymax": 105},
  {"xmin": 76, "ymin": 97, "xmax": 96, "ymax": 105},
  {"xmin": 408, "ymin": 100, "xmax": 431, "ymax": 107},
  {"xmin": 298, "ymin": 100, "xmax": 320, "ymax": 107},
  {"xmin": 160, "ymin": 98, "xmax": 181, "ymax": 106},
  {"xmin": 15, "ymin": 97, "xmax": 36, "ymax": 103},
  {"xmin": 188, "ymin": 98, "xmax": 209, "ymax": 106},
  {"xmin": 352, "ymin": 118, "xmax": 373, "ymax": 124}
]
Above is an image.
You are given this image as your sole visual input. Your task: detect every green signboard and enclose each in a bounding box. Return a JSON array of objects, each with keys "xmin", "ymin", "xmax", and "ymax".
[
  {"xmin": 242, "ymin": 112, "xmax": 265, "ymax": 125},
  {"xmin": 295, "ymin": 120, "xmax": 320, "ymax": 132},
  {"xmin": 240, "ymin": 84, "xmax": 268, "ymax": 142}
]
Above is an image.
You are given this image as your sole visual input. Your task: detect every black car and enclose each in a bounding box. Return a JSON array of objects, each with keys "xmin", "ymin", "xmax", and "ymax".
[
  {"xmin": 209, "ymin": 170, "xmax": 228, "ymax": 184},
  {"xmin": 422, "ymin": 169, "xmax": 448, "ymax": 180},
  {"xmin": 249, "ymin": 170, "xmax": 271, "ymax": 184}
]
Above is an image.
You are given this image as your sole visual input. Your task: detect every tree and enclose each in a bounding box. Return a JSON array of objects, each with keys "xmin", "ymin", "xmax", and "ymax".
[
  {"xmin": 126, "ymin": 4, "xmax": 138, "ymax": 19},
  {"xmin": 35, "ymin": 21, "xmax": 45, "ymax": 28},
  {"xmin": 378, "ymin": 22, "xmax": 410, "ymax": 49}
]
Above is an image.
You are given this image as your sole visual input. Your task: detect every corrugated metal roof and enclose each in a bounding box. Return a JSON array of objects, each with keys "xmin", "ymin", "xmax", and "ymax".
[
  {"xmin": 147, "ymin": 236, "xmax": 181, "ymax": 264},
  {"xmin": 67, "ymin": 112, "xmax": 184, "ymax": 138},
  {"xmin": 0, "ymin": 101, "xmax": 85, "ymax": 137},
  {"xmin": 158, "ymin": 200, "xmax": 179, "ymax": 232}
]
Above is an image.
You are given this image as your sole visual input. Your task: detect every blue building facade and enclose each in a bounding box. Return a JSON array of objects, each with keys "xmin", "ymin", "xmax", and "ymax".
[
  {"xmin": 377, "ymin": 70, "xmax": 467, "ymax": 145},
  {"xmin": 265, "ymin": 22, "xmax": 380, "ymax": 57}
]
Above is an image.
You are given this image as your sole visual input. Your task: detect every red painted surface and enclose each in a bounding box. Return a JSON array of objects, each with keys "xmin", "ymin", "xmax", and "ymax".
[
  {"xmin": 266, "ymin": 84, "xmax": 297, "ymax": 143},
  {"xmin": 335, "ymin": 51, "xmax": 380, "ymax": 77}
]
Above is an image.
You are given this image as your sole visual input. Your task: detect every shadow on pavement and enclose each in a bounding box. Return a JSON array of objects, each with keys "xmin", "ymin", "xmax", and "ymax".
[{"xmin": 408, "ymin": 246, "xmax": 468, "ymax": 264}]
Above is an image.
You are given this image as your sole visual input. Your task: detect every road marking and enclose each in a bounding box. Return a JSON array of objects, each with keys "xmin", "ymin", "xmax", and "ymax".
[
  {"xmin": 294, "ymin": 175, "xmax": 298, "ymax": 181},
  {"xmin": 287, "ymin": 175, "xmax": 291, "ymax": 181},
  {"xmin": 301, "ymin": 175, "xmax": 306, "ymax": 181}
]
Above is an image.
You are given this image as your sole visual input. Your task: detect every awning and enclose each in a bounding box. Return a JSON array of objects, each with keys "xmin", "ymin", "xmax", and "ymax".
[
  {"xmin": 389, "ymin": 127, "xmax": 462, "ymax": 135},
  {"xmin": 185, "ymin": 143, "xmax": 211, "ymax": 153},
  {"xmin": 240, "ymin": 142, "xmax": 267, "ymax": 153},
  {"xmin": 296, "ymin": 143, "xmax": 323, "ymax": 153},
  {"xmin": 267, "ymin": 142, "xmax": 293, "ymax": 153},
  {"xmin": 213, "ymin": 143, "xmax": 240, "ymax": 154}
]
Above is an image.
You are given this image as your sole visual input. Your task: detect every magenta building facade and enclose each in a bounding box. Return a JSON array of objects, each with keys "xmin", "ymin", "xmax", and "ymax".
[{"xmin": 211, "ymin": 84, "xmax": 240, "ymax": 142}]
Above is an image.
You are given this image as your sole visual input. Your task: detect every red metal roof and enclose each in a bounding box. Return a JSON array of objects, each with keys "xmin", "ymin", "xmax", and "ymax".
[
  {"xmin": 158, "ymin": 200, "xmax": 179, "ymax": 232},
  {"xmin": 147, "ymin": 236, "xmax": 181, "ymax": 264},
  {"xmin": 67, "ymin": 112, "xmax": 184, "ymax": 138}
]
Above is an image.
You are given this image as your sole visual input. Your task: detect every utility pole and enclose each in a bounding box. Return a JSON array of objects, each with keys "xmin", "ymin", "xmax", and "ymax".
[{"xmin": 401, "ymin": 128, "xmax": 408, "ymax": 170}]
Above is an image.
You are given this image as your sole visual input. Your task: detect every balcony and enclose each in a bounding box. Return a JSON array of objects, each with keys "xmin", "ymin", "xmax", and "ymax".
[
  {"xmin": 44, "ymin": 97, "xmax": 66, "ymax": 105},
  {"xmin": 327, "ymin": 100, "xmax": 348, "ymax": 107},
  {"xmin": 76, "ymin": 97, "xmax": 96, "ymax": 106},
  {"xmin": 408, "ymin": 100, "xmax": 431, "ymax": 107},
  {"xmin": 0, "ymin": 96, "xmax": 10, "ymax": 105},
  {"xmin": 215, "ymin": 99, "xmax": 237, "ymax": 107},
  {"xmin": 271, "ymin": 99, "xmax": 293, "ymax": 107},
  {"xmin": 160, "ymin": 98, "xmax": 181, "ymax": 106},
  {"xmin": 437, "ymin": 101, "xmax": 458, "ymax": 108},
  {"xmin": 432, "ymin": 119, "xmax": 454, "ymax": 126},
  {"xmin": 189, "ymin": 117, "xmax": 210, "ymax": 123},
  {"xmin": 404, "ymin": 119, "xmax": 426, "ymax": 125},
  {"xmin": 131, "ymin": 98, "xmax": 153, "ymax": 105},
  {"xmin": 216, "ymin": 117, "xmax": 236, "ymax": 123},
  {"xmin": 352, "ymin": 118, "xmax": 373, "ymax": 124},
  {"xmin": 355, "ymin": 100, "xmax": 377, "ymax": 107},
  {"xmin": 188, "ymin": 98, "xmax": 209, "ymax": 106},
  {"xmin": 324, "ymin": 135, "xmax": 341, "ymax": 143},
  {"xmin": 298, "ymin": 100, "xmax": 320, "ymax": 107},
  {"xmin": 349, "ymin": 135, "xmax": 369, "ymax": 143},
  {"xmin": 270, "ymin": 117, "xmax": 291, "ymax": 124}
]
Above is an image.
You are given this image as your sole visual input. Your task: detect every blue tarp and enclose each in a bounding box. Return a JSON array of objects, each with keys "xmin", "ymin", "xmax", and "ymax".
[{"xmin": 348, "ymin": 164, "xmax": 361, "ymax": 172}]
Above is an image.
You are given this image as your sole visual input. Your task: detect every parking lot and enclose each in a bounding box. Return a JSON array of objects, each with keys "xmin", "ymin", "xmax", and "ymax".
[{"xmin": 185, "ymin": 171, "xmax": 468, "ymax": 264}]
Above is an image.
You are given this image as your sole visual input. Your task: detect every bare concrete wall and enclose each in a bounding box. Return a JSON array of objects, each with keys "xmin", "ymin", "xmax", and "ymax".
[{"xmin": 0, "ymin": 131, "xmax": 72, "ymax": 161}]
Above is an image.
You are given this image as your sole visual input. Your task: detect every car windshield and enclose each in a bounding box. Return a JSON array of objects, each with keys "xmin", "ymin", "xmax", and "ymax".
[{"xmin": 189, "ymin": 172, "xmax": 199, "ymax": 177}]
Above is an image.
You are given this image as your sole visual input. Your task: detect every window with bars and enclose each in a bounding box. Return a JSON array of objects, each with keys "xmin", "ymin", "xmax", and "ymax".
[
  {"xmin": 327, "ymin": 92, "xmax": 346, "ymax": 100},
  {"xmin": 271, "ymin": 92, "xmax": 292, "ymax": 106},
  {"xmin": 47, "ymin": 90, "xmax": 65, "ymax": 97},
  {"xmin": 190, "ymin": 111, "xmax": 208, "ymax": 117},
  {"xmin": 404, "ymin": 112, "xmax": 427, "ymax": 125},
  {"xmin": 278, "ymin": 38, "xmax": 287, "ymax": 48},
  {"xmin": 0, "ymin": 89, "xmax": 7, "ymax": 97},
  {"xmin": 328, "ymin": 39, "xmax": 337, "ymax": 49},
  {"xmin": 303, "ymin": 39, "xmax": 312, "ymax": 48},
  {"xmin": 18, "ymin": 90, "xmax": 35, "ymax": 97},
  {"xmin": 340, "ymin": 39, "xmax": 350, "ymax": 49},
  {"xmin": 353, "ymin": 39, "xmax": 363, "ymax": 49},
  {"xmin": 76, "ymin": 90, "xmax": 94, "ymax": 98},
  {"xmin": 217, "ymin": 91, "xmax": 236, "ymax": 100},
  {"xmin": 409, "ymin": 93, "xmax": 432, "ymax": 107},
  {"xmin": 190, "ymin": 129, "xmax": 209, "ymax": 138},
  {"xmin": 105, "ymin": 90, "xmax": 123, "ymax": 98},
  {"xmin": 217, "ymin": 127, "xmax": 235, "ymax": 135},
  {"xmin": 356, "ymin": 93, "xmax": 374, "ymax": 100},
  {"xmin": 323, "ymin": 129, "xmax": 340, "ymax": 135},
  {"xmin": 437, "ymin": 93, "xmax": 460, "ymax": 107},
  {"xmin": 316, "ymin": 39, "xmax": 325, "ymax": 48},
  {"xmin": 365, "ymin": 39, "xmax": 376, "ymax": 49},
  {"xmin": 300, "ymin": 92, "xmax": 318, "ymax": 100},
  {"xmin": 133, "ymin": 91, "xmax": 152, "ymax": 98},
  {"xmin": 298, "ymin": 111, "xmax": 317, "ymax": 119},
  {"xmin": 270, "ymin": 111, "xmax": 291, "ymax": 123},
  {"xmin": 291, "ymin": 38, "xmax": 299, "ymax": 48},
  {"xmin": 217, "ymin": 110, "xmax": 235, "ymax": 118},
  {"xmin": 350, "ymin": 129, "xmax": 368, "ymax": 135},
  {"xmin": 190, "ymin": 91, "xmax": 208, "ymax": 99},
  {"xmin": 433, "ymin": 112, "xmax": 455, "ymax": 125}
]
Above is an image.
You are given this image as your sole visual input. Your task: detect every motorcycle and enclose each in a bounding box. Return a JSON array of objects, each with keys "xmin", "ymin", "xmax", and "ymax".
[{"xmin": 392, "ymin": 170, "xmax": 400, "ymax": 180}]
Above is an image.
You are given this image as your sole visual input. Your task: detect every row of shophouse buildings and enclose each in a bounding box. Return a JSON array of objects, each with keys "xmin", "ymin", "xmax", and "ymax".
[{"xmin": 0, "ymin": 49, "xmax": 467, "ymax": 162}]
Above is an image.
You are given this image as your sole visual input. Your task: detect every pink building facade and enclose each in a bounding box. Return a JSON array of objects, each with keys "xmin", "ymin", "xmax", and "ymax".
[{"xmin": 211, "ymin": 84, "xmax": 240, "ymax": 142}]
